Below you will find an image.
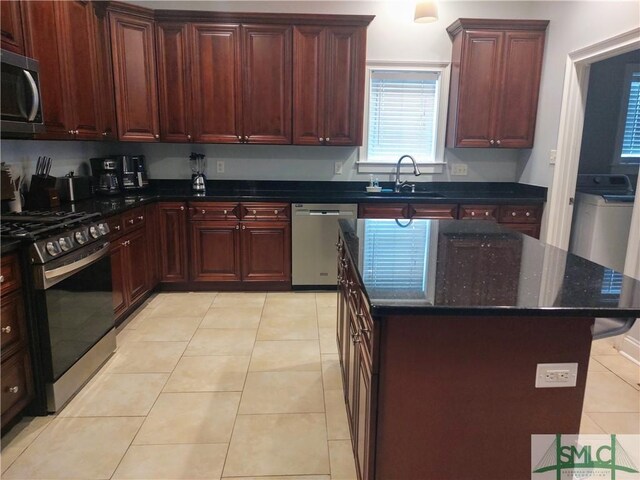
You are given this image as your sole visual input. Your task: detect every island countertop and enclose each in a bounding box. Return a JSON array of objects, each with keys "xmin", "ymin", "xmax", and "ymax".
[{"xmin": 338, "ymin": 218, "xmax": 640, "ymax": 318}]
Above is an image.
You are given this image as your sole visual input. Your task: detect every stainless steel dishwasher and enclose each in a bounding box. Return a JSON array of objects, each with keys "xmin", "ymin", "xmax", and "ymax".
[{"xmin": 292, "ymin": 203, "xmax": 358, "ymax": 287}]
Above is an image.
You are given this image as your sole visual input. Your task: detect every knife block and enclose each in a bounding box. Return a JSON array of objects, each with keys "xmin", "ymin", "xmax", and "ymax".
[{"xmin": 26, "ymin": 175, "xmax": 59, "ymax": 210}]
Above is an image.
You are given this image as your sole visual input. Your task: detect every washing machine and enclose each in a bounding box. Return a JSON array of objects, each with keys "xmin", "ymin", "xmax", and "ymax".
[{"xmin": 569, "ymin": 174, "xmax": 635, "ymax": 272}]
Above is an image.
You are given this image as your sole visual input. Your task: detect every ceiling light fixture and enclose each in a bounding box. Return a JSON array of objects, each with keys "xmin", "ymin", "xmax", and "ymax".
[{"xmin": 414, "ymin": 1, "xmax": 438, "ymax": 23}]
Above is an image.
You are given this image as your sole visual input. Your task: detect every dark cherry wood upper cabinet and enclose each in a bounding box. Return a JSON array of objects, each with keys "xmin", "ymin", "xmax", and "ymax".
[
  {"xmin": 94, "ymin": 4, "xmax": 117, "ymax": 140},
  {"xmin": 22, "ymin": 1, "xmax": 72, "ymax": 139},
  {"xmin": 1, "ymin": 1, "xmax": 25, "ymax": 54},
  {"xmin": 156, "ymin": 22, "xmax": 192, "ymax": 142},
  {"xmin": 191, "ymin": 23, "xmax": 242, "ymax": 143},
  {"xmin": 109, "ymin": 9, "xmax": 160, "ymax": 142},
  {"xmin": 58, "ymin": 1, "xmax": 102, "ymax": 140},
  {"xmin": 241, "ymin": 24, "xmax": 292, "ymax": 144},
  {"xmin": 158, "ymin": 203, "xmax": 188, "ymax": 282},
  {"xmin": 293, "ymin": 25, "xmax": 367, "ymax": 146},
  {"xmin": 240, "ymin": 222, "xmax": 291, "ymax": 282},
  {"xmin": 446, "ymin": 19, "xmax": 548, "ymax": 149}
]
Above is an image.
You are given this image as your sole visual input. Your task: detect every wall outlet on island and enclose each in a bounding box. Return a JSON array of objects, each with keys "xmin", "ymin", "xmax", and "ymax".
[
  {"xmin": 451, "ymin": 163, "xmax": 468, "ymax": 176},
  {"xmin": 216, "ymin": 160, "xmax": 224, "ymax": 174},
  {"xmin": 334, "ymin": 161, "xmax": 343, "ymax": 175},
  {"xmin": 535, "ymin": 363, "xmax": 578, "ymax": 388}
]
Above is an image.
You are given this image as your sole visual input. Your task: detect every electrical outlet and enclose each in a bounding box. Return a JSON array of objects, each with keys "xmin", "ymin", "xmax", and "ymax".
[
  {"xmin": 549, "ymin": 149, "xmax": 557, "ymax": 165},
  {"xmin": 334, "ymin": 161, "xmax": 343, "ymax": 175},
  {"xmin": 535, "ymin": 363, "xmax": 578, "ymax": 388},
  {"xmin": 451, "ymin": 163, "xmax": 468, "ymax": 176},
  {"xmin": 216, "ymin": 160, "xmax": 224, "ymax": 174}
]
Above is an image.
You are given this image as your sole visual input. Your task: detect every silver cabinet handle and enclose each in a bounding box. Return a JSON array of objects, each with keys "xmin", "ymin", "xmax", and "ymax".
[
  {"xmin": 202, "ymin": 210, "xmax": 206, "ymax": 215},
  {"xmin": 138, "ymin": 216, "xmax": 144, "ymax": 221},
  {"xmin": 180, "ymin": 206, "xmax": 185, "ymax": 211},
  {"xmin": 242, "ymin": 225, "xmax": 246, "ymax": 230},
  {"xmin": 2, "ymin": 326, "xmax": 12, "ymax": 333},
  {"xmin": 154, "ymin": 134, "xmax": 159, "ymax": 139},
  {"xmin": 8, "ymin": 386, "xmax": 19, "ymax": 394},
  {"xmin": 496, "ymin": 140, "xmax": 501, "ymax": 146},
  {"xmin": 223, "ymin": 210, "xmax": 227, "ymax": 215},
  {"xmin": 235, "ymin": 225, "xmax": 239, "ymax": 230},
  {"xmin": 319, "ymin": 137, "xmax": 324, "ymax": 142},
  {"xmin": 114, "ymin": 225, "xmax": 121, "ymax": 231},
  {"xmin": 0, "ymin": 275, "xmax": 4, "ymax": 283},
  {"xmin": 252, "ymin": 210, "xmax": 257, "ymax": 214}
]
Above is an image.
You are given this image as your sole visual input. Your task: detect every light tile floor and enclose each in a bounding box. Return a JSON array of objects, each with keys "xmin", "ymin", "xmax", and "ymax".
[{"xmin": 1, "ymin": 292, "xmax": 638, "ymax": 479}]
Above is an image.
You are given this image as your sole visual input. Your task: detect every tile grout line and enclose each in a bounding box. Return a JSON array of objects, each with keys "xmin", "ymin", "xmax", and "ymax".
[{"xmin": 317, "ymin": 292, "xmax": 336, "ymax": 479}]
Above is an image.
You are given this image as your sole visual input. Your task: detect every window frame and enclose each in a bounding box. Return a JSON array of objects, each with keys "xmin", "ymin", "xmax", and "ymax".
[
  {"xmin": 613, "ymin": 63, "xmax": 640, "ymax": 166},
  {"xmin": 358, "ymin": 61, "xmax": 450, "ymax": 175}
]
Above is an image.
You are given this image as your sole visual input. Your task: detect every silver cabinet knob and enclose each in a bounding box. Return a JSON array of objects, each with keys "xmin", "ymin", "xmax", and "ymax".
[
  {"xmin": 471, "ymin": 211, "xmax": 476, "ymax": 216},
  {"xmin": 180, "ymin": 206, "xmax": 185, "ymax": 211},
  {"xmin": 496, "ymin": 140, "xmax": 501, "ymax": 145},
  {"xmin": 2, "ymin": 326, "xmax": 12, "ymax": 333},
  {"xmin": 114, "ymin": 225, "xmax": 121, "ymax": 231},
  {"xmin": 138, "ymin": 216, "xmax": 144, "ymax": 221},
  {"xmin": 489, "ymin": 139, "xmax": 495, "ymax": 145},
  {"xmin": 235, "ymin": 225, "xmax": 239, "ymax": 230},
  {"xmin": 128, "ymin": 219, "xmax": 134, "ymax": 224},
  {"xmin": 154, "ymin": 134, "xmax": 159, "ymax": 139},
  {"xmin": 244, "ymin": 136, "xmax": 249, "ymax": 141},
  {"xmin": 223, "ymin": 210, "xmax": 227, "ymax": 215},
  {"xmin": 68, "ymin": 130, "xmax": 74, "ymax": 135},
  {"xmin": 485, "ymin": 211, "xmax": 490, "ymax": 216},
  {"xmin": 8, "ymin": 386, "xmax": 19, "ymax": 394},
  {"xmin": 0, "ymin": 275, "xmax": 4, "ymax": 283},
  {"xmin": 242, "ymin": 225, "xmax": 246, "ymax": 230},
  {"xmin": 102, "ymin": 132, "xmax": 108, "ymax": 136},
  {"xmin": 252, "ymin": 210, "xmax": 257, "ymax": 214},
  {"xmin": 511, "ymin": 212, "xmax": 517, "ymax": 217},
  {"xmin": 202, "ymin": 210, "xmax": 206, "ymax": 215},
  {"xmin": 319, "ymin": 137, "xmax": 324, "ymax": 142},
  {"xmin": 274, "ymin": 209, "xmax": 278, "ymax": 215},
  {"xmin": 525, "ymin": 211, "xmax": 531, "ymax": 217},
  {"xmin": 187, "ymin": 134, "xmax": 192, "ymax": 140},
  {"xmin": 325, "ymin": 137, "xmax": 330, "ymax": 142}
]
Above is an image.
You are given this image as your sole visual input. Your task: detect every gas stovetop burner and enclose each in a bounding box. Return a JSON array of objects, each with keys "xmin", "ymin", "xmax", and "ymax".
[{"xmin": 1, "ymin": 211, "xmax": 102, "ymax": 239}]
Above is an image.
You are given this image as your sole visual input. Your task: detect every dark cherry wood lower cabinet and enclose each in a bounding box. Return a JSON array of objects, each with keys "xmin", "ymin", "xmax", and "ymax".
[
  {"xmin": 336, "ymin": 233, "xmax": 592, "ymax": 480},
  {"xmin": 241, "ymin": 222, "xmax": 291, "ymax": 282},
  {"xmin": 1, "ymin": 254, "xmax": 34, "ymax": 430},
  {"xmin": 110, "ymin": 240, "xmax": 127, "ymax": 319},
  {"xmin": 190, "ymin": 221, "xmax": 242, "ymax": 282},
  {"xmin": 159, "ymin": 203, "xmax": 189, "ymax": 283}
]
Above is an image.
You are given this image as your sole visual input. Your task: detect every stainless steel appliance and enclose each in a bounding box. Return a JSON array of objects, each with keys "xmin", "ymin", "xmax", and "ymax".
[
  {"xmin": 122, "ymin": 155, "xmax": 149, "ymax": 191},
  {"xmin": 190, "ymin": 153, "xmax": 206, "ymax": 193},
  {"xmin": 0, "ymin": 211, "xmax": 114, "ymax": 412},
  {"xmin": 1, "ymin": 49, "xmax": 44, "ymax": 135},
  {"xmin": 292, "ymin": 203, "xmax": 358, "ymax": 286},
  {"xmin": 90, "ymin": 158, "xmax": 121, "ymax": 195},
  {"xmin": 55, "ymin": 174, "xmax": 93, "ymax": 202}
]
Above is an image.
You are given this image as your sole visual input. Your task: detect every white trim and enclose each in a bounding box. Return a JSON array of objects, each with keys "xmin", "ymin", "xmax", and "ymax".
[
  {"xmin": 619, "ymin": 337, "xmax": 640, "ymax": 365},
  {"xmin": 544, "ymin": 28, "xmax": 640, "ymax": 249},
  {"xmin": 359, "ymin": 60, "xmax": 451, "ymax": 173},
  {"xmin": 356, "ymin": 161, "xmax": 445, "ymax": 175},
  {"xmin": 614, "ymin": 64, "xmax": 640, "ymax": 165}
]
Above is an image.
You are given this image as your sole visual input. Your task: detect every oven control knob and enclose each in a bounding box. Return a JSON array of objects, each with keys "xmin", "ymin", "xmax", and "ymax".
[
  {"xmin": 75, "ymin": 231, "xmax": 88, "ymax": 244},
  {"xmin": 97, "ymin": 223, "xmax": 108, "ymax": 236},
  {"xmin": 46, "ymin": 241, "xmax": 61, "ymax": 256},
  {"xmin": 59, "ymin": 237, "xmax": 73, "ymax": 251},
  {"xmin": 88, "ymin": 226, "xmax": 99, "ymax": 239}
]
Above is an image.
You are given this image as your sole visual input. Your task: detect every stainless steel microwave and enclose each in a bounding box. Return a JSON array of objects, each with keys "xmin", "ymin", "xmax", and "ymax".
[{"xmin": 1, "ymin": 49, "xmax": 45, "ymax": 135}]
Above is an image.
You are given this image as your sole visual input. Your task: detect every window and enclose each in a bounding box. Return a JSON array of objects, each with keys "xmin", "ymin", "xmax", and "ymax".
[
  {"xmin": 601, "ymin": 268, "xmax": 623, "ymax": 296},
  {"xmin": 616, "ymin": 64, "xmax": 640, "ymax": 164},
  {"xmin": 360, "ymin": 63, "xmax": 448, "ymax": 172}
]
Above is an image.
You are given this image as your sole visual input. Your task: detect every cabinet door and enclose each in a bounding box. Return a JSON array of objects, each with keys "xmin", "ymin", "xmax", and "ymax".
[
  {"xmin": 0, "ymin": 290, "xmax": 27, "ymax": 360},
  {"xmin": 191, "ymin": 23, "xmax": 242, "ymax": 143},
  {"xmin": 127, "ymin": 228, "xmax": 150, "ymax": 304},
  {"xmin": 324, "ymin": 26, "xmax": 366, "ymax": 146},
  {"xmin": 110, "ymin": 240, "xmax": 128, "ymax": 318},
  {"xmin": 109, "ymin": 11, "xmax": 159, "ymax": 141},
  {"xmin": 240, "ymin": 222, "xmax": 291, "ymax": 282},
  {"xmin": 23, "ymin": 1, "xmax": 73, "ymax": 139},
  {"xmin": 346, "ymin": 308, "xmax": 359, "ymax": 432},
  {"xmin": 94, "ymin": 4, "xmax": 117, "ymax": 140},
  {"xmin": 356, "ymin": 349, "xmax": 375, "ymax": 480},
  {"xmin": 159, "ymin": 203, "xmax": 188, "ymax": 282},
  {"xmin": 1, "ymin": 0, "xmax": 25, "ymax": 54},
  {"xmin": 190, "ymin": 222, "xmax": 241, "ymax": 282},
  {"xmin": 145, "ymin": 203, "xmax": 161, "ymax": 288},
  {"xmin": 452, "ymin": 30, "xmax": 503, "ymax": 147},
  {"xmin": 292, "ymin": 26, "xmax": 325, "ymax": 145},
  {"xmin": 59, "ymin": 1, "xmax": 102, "ymax": 140},
  {"xmin": 494, "ymin": 31, "xmax": 545, "ymax": 148},
  {"xmin": 157, "ymin": 22, "xmax": 192, "ymax": 142},
  {"xmin": 1, "ymin": 349, "xmax": 34, "ymax": 428},
  {"xmin": 241, "ymin": 24, "xmax": 292, "ymax": 144}
]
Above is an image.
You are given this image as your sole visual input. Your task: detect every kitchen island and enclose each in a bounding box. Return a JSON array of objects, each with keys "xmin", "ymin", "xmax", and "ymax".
[{"xmin": 336, "ymin": 218, "xmax": 640, "ymax": 480}]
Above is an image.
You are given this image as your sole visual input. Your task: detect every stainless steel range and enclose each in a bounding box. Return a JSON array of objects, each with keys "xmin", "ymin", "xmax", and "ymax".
[{"xmin": 1, "ymin": 211, "xmax": 114, "ymax": 412}]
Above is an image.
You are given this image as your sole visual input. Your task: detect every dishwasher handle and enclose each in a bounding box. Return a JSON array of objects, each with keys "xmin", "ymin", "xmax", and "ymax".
[{"xmin": 296, "ymin": 209, "xmax": 354, "ymax": 217}]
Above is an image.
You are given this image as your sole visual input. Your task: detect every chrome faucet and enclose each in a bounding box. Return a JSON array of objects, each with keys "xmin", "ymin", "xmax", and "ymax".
[{"xmin": 394, "ymin": 155, "xmax": 422, "ymax": 192}]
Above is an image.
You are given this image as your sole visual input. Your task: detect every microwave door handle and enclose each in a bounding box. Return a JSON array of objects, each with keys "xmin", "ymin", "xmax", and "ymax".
[{"xmin": 23, "ymin": 70, "xmax": 40, "ymax": 122}]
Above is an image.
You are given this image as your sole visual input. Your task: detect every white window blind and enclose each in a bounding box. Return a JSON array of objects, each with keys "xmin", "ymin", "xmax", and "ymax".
[
  {"xmin": 366, "ymin": 70, "xmax": 439, "ymax": 163},
  {"xmin": 621, "ymin": 70, "xmax": 640, "ymax": 161},
  {"xmin": 362, "ymin": 220, "xmax": 429, "ymax": 291}
]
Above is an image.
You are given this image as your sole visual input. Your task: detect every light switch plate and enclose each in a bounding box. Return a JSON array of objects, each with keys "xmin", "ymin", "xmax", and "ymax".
[
  {"xmin": 334, "ymin": 162, "xmax": 343, "ymax": 175},
  {"xmin": 535, "ymin": 363, "xmax": 578, "ymax": 388}
]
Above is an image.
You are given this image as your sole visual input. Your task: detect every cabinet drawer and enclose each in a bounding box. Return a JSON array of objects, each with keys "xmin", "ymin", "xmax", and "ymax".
[
  {"xmin": 502, "ymin": 223, "xmax": 540, "ymax": 239},
  {"xmin": 358, "ymin": 203, "xmax": 408, "ymax": 219},
  {"xmin": 410, "ymin": 203, "xmax": 458, "ymax": 219},
  {"xmin": 241, "ymin": 203, "xmax": 290, "ymax": 221},
  {"xmin": 459, "ymin": 205, "xmax": 498, "ymax": 220},
  {"xmin": 498, "ymin": 205, "xmax": 541, "ymax": 224},
  {"xmin": 1, "ymin": 349, "xmax": 34, "ymax": 422},
  {"xmin": 106, "ymin": 214, "xmax": 124, "ymax": 238},
  {"xmin": 0, "ymin": 290, "xmax": 27, "ymax": 359},
  {"xmin": 0, "ymin": 254, "xmax": 21, "ymax": 295},
  {"xmin": 123, "ymin": 207, "xmax": 146, "ymax": 231},
  {"xmin": 189, "ymin": 202, "xmax": 240, "ymax": 221}
]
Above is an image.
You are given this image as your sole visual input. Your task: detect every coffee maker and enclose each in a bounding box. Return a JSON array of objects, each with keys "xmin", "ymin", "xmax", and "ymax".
[
  {"xmin": 121, "ymin": 155, "xmax": 149, "ymax": 191},
  {"xmin": 90, "ymin": 157, "xmax": 121, "ymax": 195}
]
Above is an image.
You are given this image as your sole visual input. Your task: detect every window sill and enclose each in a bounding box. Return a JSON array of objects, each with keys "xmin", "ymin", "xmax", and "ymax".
[{"xmin": 356, "ymin": 161, "xmax": 446, "ymax": 175}]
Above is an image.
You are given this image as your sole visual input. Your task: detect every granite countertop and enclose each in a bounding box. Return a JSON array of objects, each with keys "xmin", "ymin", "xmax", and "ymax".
[
  {"xmin": 339, "ymin": 218, "xmax": 640, "ymax": 318},
  {"xmin": 66, "ymin": 180, "xmax": 547, "ymax": 218}
]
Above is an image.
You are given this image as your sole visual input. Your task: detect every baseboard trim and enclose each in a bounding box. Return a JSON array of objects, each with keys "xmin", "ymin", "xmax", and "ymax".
[{"xmin": 619, "ymin": 335, "xmax": 640, "ymax": 365}]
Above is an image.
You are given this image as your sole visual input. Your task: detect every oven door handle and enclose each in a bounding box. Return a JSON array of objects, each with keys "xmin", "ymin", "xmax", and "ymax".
[{"xmin": 38, "ymin": 243, "xmax": 109, "ymax": 290}]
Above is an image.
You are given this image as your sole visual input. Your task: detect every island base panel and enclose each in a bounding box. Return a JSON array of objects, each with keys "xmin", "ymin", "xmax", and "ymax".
[{"xmin": 375, "ymin": 314, "xmax": 593, "ymax": 480}]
